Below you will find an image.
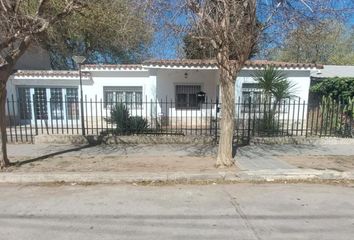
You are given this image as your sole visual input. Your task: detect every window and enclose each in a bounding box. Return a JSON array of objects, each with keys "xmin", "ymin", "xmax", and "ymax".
[
  {"xmin": 66, "ymin": 88, "xmax": 79, "ymax": 120},
  {"xmin": 50, "ymin": 88, "xmax": 63, "ymax": 120},
  {"xmin": 176, "ymin": 85, "xmax": 201, "ymax": 109},
  {"xmin": 241, "ymin": 83, "xmax": 262, "ymax": 113},
  {"xmin": 18, "ymin": 88, "xmax": 32, "ymax": 120},
  {"xmin": 34, "ymin": 88, "xmax": 48, "ymax": 120},
  {"xmin": 103, "ymin": 86, "xmax": 143, "ymax": 108}
]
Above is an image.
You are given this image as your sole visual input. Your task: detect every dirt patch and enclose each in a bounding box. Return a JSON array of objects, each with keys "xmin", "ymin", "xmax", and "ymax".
[
  {"xmin": 278, "ymin": 155, "xmax": 354, "ymax": 172},
  {"xmin": 5, "ymin": 155, "xmax": 237, "ymax": 173}
]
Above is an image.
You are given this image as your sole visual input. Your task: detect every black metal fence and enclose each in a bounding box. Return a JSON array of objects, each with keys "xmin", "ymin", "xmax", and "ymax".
[{"xmin": 5, "ymin": 95, "xmax": 354, "ymax": 144}]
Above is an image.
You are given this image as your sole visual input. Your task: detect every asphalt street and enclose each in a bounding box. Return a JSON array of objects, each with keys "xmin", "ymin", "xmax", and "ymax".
[{"xmin": 0, "ymin": 183, "xmax": 354, "ymax": 239}]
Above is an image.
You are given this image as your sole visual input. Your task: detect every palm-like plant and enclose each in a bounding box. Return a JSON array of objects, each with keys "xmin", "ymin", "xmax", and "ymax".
[
  {"xmin": 252, "ymin": 66, "xmax": 298, "ymax": 132},
  {"xmin": 253, "ymin": 66, "xmax": 297, "ymax": 106}
]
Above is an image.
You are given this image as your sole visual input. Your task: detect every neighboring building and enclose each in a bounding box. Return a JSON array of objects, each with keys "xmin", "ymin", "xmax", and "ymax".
[
  {"xmin": 311, "ymin": 65, "xmax": 354, "ymax": 79},
  {"xmin": 5, "ymin": 59, "xmax": 320, "ymax": 133},
  {"xmin": 14, "ymin": 45, "xmax": 51, "ymax": 71},
  {"xmin": 309, "ymin": 65, "xmax": 354, "ymax": 104}
]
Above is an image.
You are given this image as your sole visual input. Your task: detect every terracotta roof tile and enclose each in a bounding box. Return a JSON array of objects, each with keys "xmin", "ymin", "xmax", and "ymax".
[
  {"xmin": 14, "ymin": 70, "xmax": 90, "ymax": 78},
  {"xmin": 83, "ymin": 64, "xmax": 144, "ymax": 70},
  {"xmin": 143, "ymin": 59, "xmax": 323, "ymax": 69}
]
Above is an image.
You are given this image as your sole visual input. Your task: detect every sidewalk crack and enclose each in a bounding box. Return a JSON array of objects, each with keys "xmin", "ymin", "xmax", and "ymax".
[{"xmin": 222, "ymin": 187, "xmax": 262, "ymax": 240}]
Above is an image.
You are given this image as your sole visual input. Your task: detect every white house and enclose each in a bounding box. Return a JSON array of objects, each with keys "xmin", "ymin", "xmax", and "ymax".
[{"xmin": 5, "ymin": 59, "xmax": 321, "ymax": 137}]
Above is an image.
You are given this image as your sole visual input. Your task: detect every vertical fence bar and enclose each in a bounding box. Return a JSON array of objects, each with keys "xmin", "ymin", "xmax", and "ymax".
[
  {"xmin": 60, "ymin": 98, "xmax": 64, "ymax": 134},
  {"xmin": 252, "ymin": 96, "xmax": 256, "ymax": 137},
  {"xmin": 281, "ymin": 100, "xmax": 286, "ymax": 136},
  {"xmin": 315, "ymin": 103, "xmax": 320, "ymax": 136},
  {"xmin": 11, "ymin": 95, "xmax": 18, "ymax": 142},
  {"xmin": 291, "ymin": 99, "xmax": 296, "ymax": 136},
  {"xmin": 310, "ymin": 103, "xmax": 315, "ymax": 136},
  {"xmin": 242, "ymin": 98, "xmax": 246, "ymax": 141},
  {"xmin": 50, "ymin": 99, "xmax": 54, "ymax": 134},
  {"xmin": 200, "ymin": 100, "xmax": 203, "ymax": 135},
  {"xmin": 350, "ymin": 100, "xmax": 353, "ymax": 137},
  {"xmin": 28, "ymin": 98, "xmax": 33, "ymax": 143},
  {"xmin": 276, "ymin": 100, "xmax": 280, "ymax": 136},
  {"xmin": 15, "ymin": 96, "xmax": 23, "ymax": 142},
  {"xmin": 215, "ymin": 99, "xmax": 218, "ymax": 141},
  {"xmin": 95, "ymin": 95, "xmax": 98, "ymax": 135},
  {"xmin": 338, "ymin": 99, "xmax": 343, "ymax": 136},
  {"xmin": 65, "ymin": 95, "xmax": 69, "ymax": 134},
  {"xmin": 324, "ymin": 99, "xmax": 330, "ymax": 136},
  {"xmin": 6, "ymin": 98, "xmax": 13, "ymax": 142},
  {"xmin": 100, "ymin": 98, "xmax": 103, "ymax": 134},
  {"xmin": 170, "ymin": 98, "xmax": 173, "ymax": 134},
  {"xmin": 301, "ymin": 100, "xmax": 306, "ymax": 136},
  {"xmin": 247, "ymin": 96, "xmax": 252, "ymax": 143},
  {"xmin": 319, "ymin": 100, "xmax": 326, "ymax": 138},
  {"xmin": 257, "ymin": 96, "xmax": 261, "ymax": 136},
  {"xmin": 75, "ymin": 94, "xmax": 79, "ymax": 134},
  {"xmin": 295, "ymin": 97, "xmax": 301, "ymax": 136},
  {"xmin": 70, "ymin": 97, "xmax": 74, "ymax": 134},
  {"xmin": 286, "ymin": 98, "xmax": 290, "ymax": 136},
  {"xmin": 33, "ymin": 94, "xmax": 38, "ymax": 136},
  {"xmin": 329, "ymin": 98, "xmax": 335, "ymax": 136},
  {"xmin": 155, "ymin": 98, "xmax": 158, "ymax": 134},
  {"xmin": 150, "ymin": 98, "xmax": 153, "ymax": 131},
  {"xmin": 105, "ymin": 96, "xmax": 109, "ymax": 132},
  {"xmin": 85, "ymin": 95, "xmax": 88, "ymax": 135},
  {"xmin": 22, "ymin": 97, "xmax": 29, "ymax": 142},
  {"xmin": 235, "ymin": 97, "xmax": 239, "ymax": 140}
]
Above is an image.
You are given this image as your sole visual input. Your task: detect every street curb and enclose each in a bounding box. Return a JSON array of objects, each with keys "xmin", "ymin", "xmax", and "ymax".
[
  {"xmin": 0, "ymin": 172, "xmax": 238, "ymax": 184},
  {"xmin": 236, "ymin": 169, "xmax": 354, "ymax": 182},
  {"xmin": 0, "ymin": 169, "xmax": 353, "ymax": 184}
]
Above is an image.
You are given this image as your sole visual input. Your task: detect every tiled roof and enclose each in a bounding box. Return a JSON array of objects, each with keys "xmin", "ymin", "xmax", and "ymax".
[
  {"xmin": 311, "ymin": 65, "xmax": 354, "ymax": 78},
  {"xmin": 14, "ymin": 70, "xmax": 91, "ymax": 78},
  {"xmin": 143, "ymin": 59, "xmax": 323, "ymax": 69},
  {"xmin": 83, "ymin": 64, "xmax": 144, "ymax": 71}
]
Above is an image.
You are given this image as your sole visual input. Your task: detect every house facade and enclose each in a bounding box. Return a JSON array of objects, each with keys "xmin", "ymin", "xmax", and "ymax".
[{"xmin": 5, "ymin": 59, "xmax": 321, "ymax": 138}]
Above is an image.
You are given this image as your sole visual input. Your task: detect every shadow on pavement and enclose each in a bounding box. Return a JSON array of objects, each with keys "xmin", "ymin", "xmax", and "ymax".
[{"xmin": 14, "ymin": 144, "xmax": 96, "ymax": 167}]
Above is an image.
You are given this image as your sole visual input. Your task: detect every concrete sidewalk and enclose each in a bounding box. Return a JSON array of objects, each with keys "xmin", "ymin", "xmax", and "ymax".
[{"xmin": 1, "ymin": 143, "xmax": 354, "ymax": 184}]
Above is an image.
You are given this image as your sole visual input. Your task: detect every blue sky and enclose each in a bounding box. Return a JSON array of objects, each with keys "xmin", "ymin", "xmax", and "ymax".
[{"xmin": 150, "ymin": 0, "xmax": 354, "ymax": 60}]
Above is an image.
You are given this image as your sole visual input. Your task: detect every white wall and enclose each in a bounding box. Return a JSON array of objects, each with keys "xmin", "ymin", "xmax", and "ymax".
[
  {"xmin": 6, "ymin": 67, "xmax": 312, "ymax": 125},
  {"xmin": 155, "ymin": 69, "xmax": 219, "ymax": 118},
  {"xmin": 233, "ymin": 69, "xmax": 311, "ymax": 122},
  {"xmin": 235, "ymin": 69, "xmax": 311, "ymax": 102},
  {"xmin": 83, "ymin": 71, "xmax": 152, "ymax": 101}
]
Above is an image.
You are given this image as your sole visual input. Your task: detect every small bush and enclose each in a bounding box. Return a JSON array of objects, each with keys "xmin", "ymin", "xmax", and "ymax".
[
  {"xmin": 129, "ymin": 116, "xmax": 149, "ymax": 133},
  {"xmin": 108, "ymin": 103, "xmax": 149, "ymax": 134}
]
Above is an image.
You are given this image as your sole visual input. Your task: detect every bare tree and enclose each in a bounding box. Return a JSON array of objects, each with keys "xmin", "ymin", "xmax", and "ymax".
[
  {"xmin": 0, "ymin": 0, "xmax": 84, "ymax": 168},
  {"xmin": 186, "ymin": 0, "xmax": 258, "ymax": 167},
  {"xmin": 185, "ymin": 0, "xmax": 353, "ymax": 167}
]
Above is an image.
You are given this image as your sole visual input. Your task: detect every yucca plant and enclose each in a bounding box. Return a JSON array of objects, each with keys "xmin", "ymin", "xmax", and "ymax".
[{"xmin": 253, "ymin": 67, "xmax": 297, "ymax": 134}]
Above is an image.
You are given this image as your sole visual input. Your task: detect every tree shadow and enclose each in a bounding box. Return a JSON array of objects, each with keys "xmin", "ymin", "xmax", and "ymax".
[{"xmin": 14, "ymin": 144, "xmax": 96, "ymax": 167}]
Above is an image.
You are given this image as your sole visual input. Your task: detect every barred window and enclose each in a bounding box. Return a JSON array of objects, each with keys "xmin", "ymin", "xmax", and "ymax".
[
  {"xmin": 50, "ymin": 88, "xmax": 63, "ymax": 120},
  {"xmin": 103, "ymin": 86, "xmax": 143, "ymax": 108},
  {"xmin": 241, "ymin": 83, "xmax": 262, "ymax": 113},
  {"xmin": 66, "ymin": 88, "xmax": 79, "ymax": 120},
  {"xmin": 176, "ymin": 85, "xmax": 201, "ymax": 109},
  {"xmin": 18, "ymin": 87, "xmax": 32, "ymax": 120}
]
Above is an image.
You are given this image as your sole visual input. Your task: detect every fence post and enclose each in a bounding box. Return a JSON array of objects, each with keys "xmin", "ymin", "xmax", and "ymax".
[
  {"xmin": 247, "ymin": 96, "xmax": 252, "ymax": 144},
  {"xmin": 33, "ymin": 94, "xmax": 38, "ymax": 136},
  {"xmin": 214, "ymin": 99, "xmax": 219, "ymax": 141}
]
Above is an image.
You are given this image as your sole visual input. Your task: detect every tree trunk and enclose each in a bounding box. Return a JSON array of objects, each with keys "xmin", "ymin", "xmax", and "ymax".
[
  {"xmin": 0, "ymin": 76, "xmax": 10, "ymax": 168},
  {"xmin": 216, "ymin": 67, "xmax": 236, "ymax": 168}
]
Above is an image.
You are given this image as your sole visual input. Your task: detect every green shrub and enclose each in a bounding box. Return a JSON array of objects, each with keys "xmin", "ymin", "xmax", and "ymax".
[
  {"xmin": 109, "ymin": 103, "xmax": 130, "ymax": 133},
  {"xmin": 129, "ymin": 116, "xmax": 149, "ymax": 133},
  {"xmin": 108, "ymin": 103, "xmax": 149, "ymax": 134}
]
